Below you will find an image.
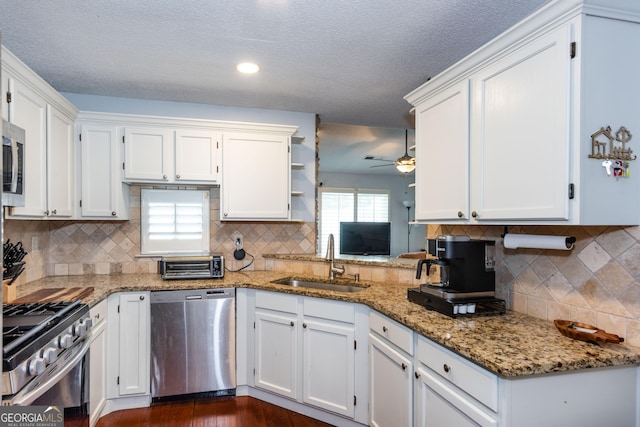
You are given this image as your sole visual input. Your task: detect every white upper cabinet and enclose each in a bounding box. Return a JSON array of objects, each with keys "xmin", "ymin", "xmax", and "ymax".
[
  {"xmin": 2, "ymin": 47, "xmax": 78, "ymax": 219},
  {"xmin": 406, "ymin": 1, "xmax": 640, "ymax": 225},
  {"xmin": 175, "ymin": 130, "xmax": 220, "ymax": 182},
  {"xmin": 221, "ymin": 131, "xmax": 292, "ymax": 221},
  {"xmin": 414, "ymin": 80, "xmax": 470, "ymax": 221},
  {"xmin": 122, "ymin": 122, "xmax": 221, "ymax": 185},
  {"xmin": 77, "ymin": 120, "xmax": 130, "ymax": 219}
]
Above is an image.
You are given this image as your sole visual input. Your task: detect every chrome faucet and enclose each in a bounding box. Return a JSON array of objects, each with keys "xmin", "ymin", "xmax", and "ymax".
[{"xmin": 326, "ymin": 234, "xmax": 345, "ymax": 280}]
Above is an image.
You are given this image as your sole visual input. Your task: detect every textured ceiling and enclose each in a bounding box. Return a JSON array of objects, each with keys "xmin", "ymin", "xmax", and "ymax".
[{"xmin": 0, "ymin": 0, "xmax": 550, "ymax": 129}]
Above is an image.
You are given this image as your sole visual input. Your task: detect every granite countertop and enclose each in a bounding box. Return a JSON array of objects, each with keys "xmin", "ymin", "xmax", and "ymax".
[{"xmin": 13, "ymin": 271, "xmax": 640, "ymax": 378}]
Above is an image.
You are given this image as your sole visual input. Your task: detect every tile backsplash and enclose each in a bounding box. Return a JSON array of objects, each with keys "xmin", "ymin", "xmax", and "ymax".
[
  {"xmin": 429, "ymin": 224, "xmax": 640, "ymax": 347},
  {"xmin": 5, "ymin": 187, "xmax": 640, "ymax": 347}
]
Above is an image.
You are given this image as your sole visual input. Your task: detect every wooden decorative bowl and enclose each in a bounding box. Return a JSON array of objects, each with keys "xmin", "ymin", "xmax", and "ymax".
[{"xmin": 554, "ymin": 319, "xmax": 624, "ymax": 344}]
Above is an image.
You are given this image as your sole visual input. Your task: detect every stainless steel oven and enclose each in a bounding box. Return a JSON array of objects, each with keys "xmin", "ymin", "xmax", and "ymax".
[
  {"xmin": 2, "ymin": 119, "xmax": 25, "ymax": 207},
  {"xmin": 2, "ymin": 302, "xmax": 92, "ymax": 425}
]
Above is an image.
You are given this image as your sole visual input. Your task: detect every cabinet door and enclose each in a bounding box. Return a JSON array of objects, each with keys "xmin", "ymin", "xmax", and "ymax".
[
  {"xmin": 175, "ymin": 130, "xmax": 220, "ymax": 182},
  {"xmin": 7, "ymin": 77, "xmax": 48, "ymax": 218},
  {"xmin": 46, "ymin": 105, "xmax": 74, "ymax": 217},
  {"xmin": 470, "ymin": 24, "xmax": 572, "ymax": 221},
  {"xmin": 1, "ymin": 69, "xmax": 8, "ymax": 121},
  {"xmin": 369, "ymin": 333, "xmax": 413, "ymax": 427},
  {"xmin": 221, "ymin": 132, "xmax": 290, "ymax": 220},
  {"xmin": 415, "ymin": 80, "xmax": 470, "ymax": 221},
  {"xmin": 415, "ymin": 367, "xmax": 497, "ymax": 427},
  {"xmin": 79, "ymin": 124, "xmax": 128, "ymax": 219},
  {"xmin": 302, "ymin": 318, "xmax": 355, "ymax": 418},
  {"xmin": 123, "ymin": 127, "xmax": 172, "ymax": 182},
  {"xmin": 254, "ymin": 309, "xmax": 298, "ymax": 399},
  {"xmin": 89, "ymin": 301, "xmax": 107, "ymax": 426},
  {"xmin": 117, "ymin": 292, "xmax": 150, "ymax": 396}
]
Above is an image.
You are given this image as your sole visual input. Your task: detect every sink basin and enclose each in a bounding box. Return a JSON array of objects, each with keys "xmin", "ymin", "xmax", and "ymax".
[{"xmin": 272, "ymin": 277, "xmax": 367, "ymax": 293}]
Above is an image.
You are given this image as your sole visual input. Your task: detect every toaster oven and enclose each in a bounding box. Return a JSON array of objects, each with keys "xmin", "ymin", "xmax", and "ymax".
[{"xmin": 158, "ymin": 255, "xmax": 224, "ymax": 280}]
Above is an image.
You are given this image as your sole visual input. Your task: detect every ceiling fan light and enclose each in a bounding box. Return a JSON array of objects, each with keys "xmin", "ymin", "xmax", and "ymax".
[{"xmin": 395, "ymin": 158, "xmax": 415, "ymax": 173}]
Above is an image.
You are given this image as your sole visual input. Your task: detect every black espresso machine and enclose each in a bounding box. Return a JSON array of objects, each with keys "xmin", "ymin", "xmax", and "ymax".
[{"xmin": 407, "ymin": 236, "xmax": 506, "ymax": 317}]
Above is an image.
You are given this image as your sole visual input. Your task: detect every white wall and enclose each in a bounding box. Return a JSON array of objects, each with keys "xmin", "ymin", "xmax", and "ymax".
[
  {"xmin": 63, "ymin": 93, "xmax": 317, "ymax": 222},
  {"xmin": 318, "ymin": 171, "xmax": 426, "ymax": 257}
]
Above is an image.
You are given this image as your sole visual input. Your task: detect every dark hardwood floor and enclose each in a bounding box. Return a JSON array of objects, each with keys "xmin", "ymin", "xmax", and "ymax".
[{"xmin": 94, "ymin": 396, "xmax": 336, "ymax": 427}]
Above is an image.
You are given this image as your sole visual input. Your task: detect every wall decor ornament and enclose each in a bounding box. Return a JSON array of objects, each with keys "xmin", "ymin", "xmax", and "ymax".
[{"xmin": 588, "ymin": 126, "xmax": 635, "ymax": 178}]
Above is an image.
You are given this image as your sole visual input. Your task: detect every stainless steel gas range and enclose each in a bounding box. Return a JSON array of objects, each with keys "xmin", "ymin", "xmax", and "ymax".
[{"xmin": 2, "ymin": 301, "xmax": 92, "ymax": 422}]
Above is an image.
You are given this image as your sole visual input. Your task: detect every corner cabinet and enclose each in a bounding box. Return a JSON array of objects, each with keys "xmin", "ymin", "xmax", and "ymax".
[
  {"xmin": 221, "ymin": 129, "xmax": 295, "ymax": 221},
  {"xmin": 2, "ymin": 46, "xmax": 78, "ymax": 219},
  {"xmin": 406, "ymin": 2, "xmax": 640, "ymax": 225}
]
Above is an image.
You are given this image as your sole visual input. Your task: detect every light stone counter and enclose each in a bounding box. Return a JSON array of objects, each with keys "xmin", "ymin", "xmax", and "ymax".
[{"xmin": 13, "ymin": 270, "xmax": 640, "ymax": 378}]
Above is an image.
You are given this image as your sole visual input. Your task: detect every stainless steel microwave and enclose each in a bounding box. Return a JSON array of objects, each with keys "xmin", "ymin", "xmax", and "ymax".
[{"xmin": 2, "ymin": 119, "xmax": 25, "ymax": 207}]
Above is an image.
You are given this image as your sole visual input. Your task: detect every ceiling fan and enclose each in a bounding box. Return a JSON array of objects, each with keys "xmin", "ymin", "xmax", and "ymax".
[{"xmin": 366, "ymin": 129, "xmax": 416, "ymax": 173}]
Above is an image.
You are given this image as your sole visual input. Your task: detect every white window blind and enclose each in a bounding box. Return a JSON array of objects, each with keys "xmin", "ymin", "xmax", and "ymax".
[
  {"xmin": 141, "ymin": 189, "xmax": 210, "ymax": 255},
  {"xmin": 319, "ymin": 188, "xmax": 389, "ymax": 256}
]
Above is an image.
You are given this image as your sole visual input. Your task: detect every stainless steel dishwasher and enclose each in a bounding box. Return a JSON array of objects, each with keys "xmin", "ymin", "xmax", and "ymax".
[{"xmin": 150, "ymin": 288, "xmax": 236, "ymax": 400}]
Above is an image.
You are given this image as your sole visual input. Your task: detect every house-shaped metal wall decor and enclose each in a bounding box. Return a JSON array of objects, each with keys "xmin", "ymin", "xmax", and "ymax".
[{"xmin": 588, "ymin": 125, "xmax": 636, "ymax": 161}]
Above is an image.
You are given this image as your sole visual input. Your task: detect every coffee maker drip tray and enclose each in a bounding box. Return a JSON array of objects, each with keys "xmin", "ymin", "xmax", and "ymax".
[
  {"xmin": 419, "ymin": 284, "xmax": 495, "ymax": 300},
  {"xmin": 407, "ymin": 288, "xmax": 506, "ymax": 318}
]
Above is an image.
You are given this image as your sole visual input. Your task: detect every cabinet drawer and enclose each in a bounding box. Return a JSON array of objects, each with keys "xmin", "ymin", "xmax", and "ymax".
[
  {"xmin": 255, "ymin": 290, "xmax": 298, "ymax": 314},
  {"xmin": 416, "ymin": 335, "xmax": 498, "ymax": 411},
  {"xmin": 90, "ymin": 299, "xmax": 107, "ymax": 329},
  {"xmin": 303, "ymin": 297, "xmax": 354, "ymax": 324},
  {"xmin": 369, "ymin": 310, "xmax": 413, "ymax": 355}
]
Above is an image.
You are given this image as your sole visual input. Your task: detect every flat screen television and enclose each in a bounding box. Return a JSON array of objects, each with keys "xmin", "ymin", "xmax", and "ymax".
[{"xmin": 339, "ymin": 222, "xmax": 391, "ymax": 255}]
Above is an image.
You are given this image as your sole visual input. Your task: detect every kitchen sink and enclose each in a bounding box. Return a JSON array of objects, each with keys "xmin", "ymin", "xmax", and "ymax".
[{"xmin": 272, "ymin": 277, "xmax": 367, "ymax": 293}]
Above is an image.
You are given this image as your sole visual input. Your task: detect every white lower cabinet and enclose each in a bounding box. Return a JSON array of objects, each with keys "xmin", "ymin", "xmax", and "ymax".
[
  {"xmin": 105, "ymin": 292, "xmax": 150, "ymax": 410},
  {"xmin": 249, "ymin": 290, "xmax": 368, "ymax": 424},
  {"xmin": 89, "ymin": 300, "xmax": 107, "ymax": 426},
  {"xmin": 369, "ymin": 334, "xmax": 413, "ymax": 427}
]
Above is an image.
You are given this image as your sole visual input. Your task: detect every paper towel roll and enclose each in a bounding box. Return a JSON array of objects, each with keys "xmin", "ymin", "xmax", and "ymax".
[{"xmin": 503, "ymin": 234, "xmax": 575, "ymax": 250}]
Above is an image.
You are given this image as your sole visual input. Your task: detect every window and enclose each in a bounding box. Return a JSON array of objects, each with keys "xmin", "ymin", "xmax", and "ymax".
[
  {"xmin": 141, "ymin": 189, "xmax": 210, "ymax": 255},
  {"xmin": 319, "ymin": 188, "xmax": 389, "ymax": 256}
]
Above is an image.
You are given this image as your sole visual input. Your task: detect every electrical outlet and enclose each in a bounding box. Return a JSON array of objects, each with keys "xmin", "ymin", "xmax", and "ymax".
[{"xmin": 233, "ymin": 233, "xmax": 243, "ymax": 250}]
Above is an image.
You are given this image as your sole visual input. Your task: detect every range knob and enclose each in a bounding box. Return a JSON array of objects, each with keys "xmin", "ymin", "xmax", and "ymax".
[
  {"xmin": 28, "ymin": 357, "xmax": 46, "ymax": 376},
  {"xmin": 58, "ymin": 334, "xmax": 73, "ymax": 349},
  {"xmin": 41, "ymin": 347, "xmax": 58, "ymax": 365},
  {"xmin": 73, "ymin": 322, "xmax": 87, "ymax": 338}
]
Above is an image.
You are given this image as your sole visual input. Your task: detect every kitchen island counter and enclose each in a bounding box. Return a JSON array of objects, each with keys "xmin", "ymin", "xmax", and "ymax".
[{"xmin": 13, "ymin": 271, "xmax": 640, "ymax": 378}]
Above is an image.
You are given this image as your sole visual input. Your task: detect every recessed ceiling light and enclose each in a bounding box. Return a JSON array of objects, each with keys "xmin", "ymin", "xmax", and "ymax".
[{"xmin": 236, "ymin": 62, "xmax": 260, "ymax": 74}]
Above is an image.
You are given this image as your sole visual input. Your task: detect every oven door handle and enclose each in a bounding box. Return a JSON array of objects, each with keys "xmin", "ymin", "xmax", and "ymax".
[{"xmin": 9, "ymin": 337, "xmax": 91, "ymax": 406}]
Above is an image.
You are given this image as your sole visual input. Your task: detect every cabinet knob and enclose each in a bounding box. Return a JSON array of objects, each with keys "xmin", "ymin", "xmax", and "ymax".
[
  {"xmin": 162, "ymin": 175, "xmax": 167, "ymax": 180},
  {"xmin": 176, "ymin": 174, "xmax": 180, "ymax": 179},
  {"xmin": 457, "ymin": 211, "xmax": 464, "ymax": 218},
  {"xmin": 401, "ymin": 363, "xmax": 407, "ymax": 371},
  {"xmin": 382, "ymin": 326, "xmax": 388, "ymax": 333},
  {"xmin": 51, "ymin": 209, "xmax": 57, "ymax": 215},
  {"xmin": 303, "ymin": 323, "xmax": 307, "ymax": 328},
  {"xmin": 139, "ymin": 295, "xmax": 145, "ymax": 301},
  {"xmin": 290, "ymin": 321, "xmax": 295, "ymax": 327},
  {"xmin": 471, "ymin": 211, "xmax": 478, "ymax": 218},
  {"xmin": 443, "ymin": 364, "xmax": 451, "ymax": 373},
  {"xmin": 44, "ymin": 210, "xmax": 49, "ymax": 216},
  {"xmin": 224, "ymin": 212, "xmax": 228, "ymax": 217},
  {"xmin": 111, "ymin": 211, "xmax": 117, "ymax": 216},
  {"xmin": 414, "ymin": 371, "xmax": 421, "ymax": 379}
]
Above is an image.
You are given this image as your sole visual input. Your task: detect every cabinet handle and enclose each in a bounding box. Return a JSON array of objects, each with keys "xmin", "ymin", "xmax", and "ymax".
[
  {"xmin": 111, "ymin": 211, "xmax": 117, "ymax": 216},
  {"xmin": 414, "ymin": 371, "xmax": 420, "ymax": 379},
  {"xmin": 401, "ymin": 363, "xmax": 407, "ymax": 371},
  {"xmin": 443, "ymin": 364, "xmax": 451, "ymax": 373},
  {"xmin": 95, "ymin": 313, "xmax": 100, "ymax": 320},
  {"xmin": 471, "ymin": 211, "xmax": 478, "ymax": 218},
  {"xmin": 162, "ymin": 175, "xmax": 167, "ymax": 180},
  {"xmin": 290, "ymin": 321, "xmax": 294, "ymax": 327},
  {"xmin": 382, "ymin": 326, "xmax": 388, "ymax": 333},
  {"xmin": 176, "ymin": 174, "xmax": 180, "ymax": 179},
  {"xmin": 139, "ymin": 295, "xmax": 145, "ymax": 301},
  {"xmin": 303, "ymin": 323, "xmax": 307, "ymax": 328},
  {"xmin": 457, "ymin": 211, "xmax": 463, "ymax": 218}
]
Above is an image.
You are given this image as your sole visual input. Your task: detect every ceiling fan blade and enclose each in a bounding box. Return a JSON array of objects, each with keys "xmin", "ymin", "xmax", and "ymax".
[{"xmin": 369, "ymin": 163, "xmax": 395, "ymax": 168}]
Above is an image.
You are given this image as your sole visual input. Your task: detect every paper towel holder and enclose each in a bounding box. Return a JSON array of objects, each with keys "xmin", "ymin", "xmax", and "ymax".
[{"xmin": 502, "ymin": 230, "xmax": 576, "ymax": 251}]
